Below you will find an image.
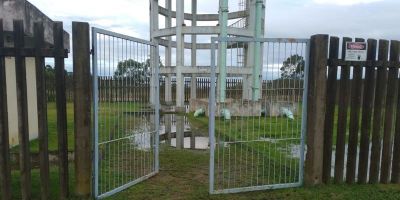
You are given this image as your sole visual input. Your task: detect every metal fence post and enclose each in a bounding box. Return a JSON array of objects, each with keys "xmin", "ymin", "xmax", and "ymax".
[{"xmin": 304, "ymin": 34, "xmax": 329, "ymax": 186}]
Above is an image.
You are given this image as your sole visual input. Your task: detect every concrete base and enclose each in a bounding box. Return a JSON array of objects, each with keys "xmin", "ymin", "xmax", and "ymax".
[
  {"xmin": 190, "ymin": 98, "xmax": 262, "ymax": 117},
  {"xmin": 264, "ymin": 101, "xmax": 298, "ymax": 117}
]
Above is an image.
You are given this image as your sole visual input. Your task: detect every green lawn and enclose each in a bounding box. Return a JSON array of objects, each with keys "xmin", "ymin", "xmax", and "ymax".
[
  {"xmin": 6, "ymin": 102, "xmax": 400, "ymax": 199},
  {"xmin": 108, "ymin": 146, "xmax": 400, "ymax": 200}
]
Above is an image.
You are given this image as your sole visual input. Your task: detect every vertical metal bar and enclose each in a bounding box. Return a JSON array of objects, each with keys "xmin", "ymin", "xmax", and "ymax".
[
  {"xmin": 92, "ymin": 28, "xmax": 99, "ymax": 198},
  {"xmin": 209, "ymin": 38, "xmax": 217, "ymax": 194},
  {"xmin": 155, "ymin": 45, "xmax": 160, "ymax": 172},
  {"xmin": 299, "ymin": 41, "xmax": 310, "ymax": 185}
]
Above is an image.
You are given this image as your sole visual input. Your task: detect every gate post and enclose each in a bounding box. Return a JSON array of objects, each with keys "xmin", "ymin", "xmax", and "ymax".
[
  {"xmin": 304, "ymin": 34, "xmax": 329, "ymax": 186},
  {"xmin": 72, "ymin": 22, "xmax": 92, "ymax": 197}
]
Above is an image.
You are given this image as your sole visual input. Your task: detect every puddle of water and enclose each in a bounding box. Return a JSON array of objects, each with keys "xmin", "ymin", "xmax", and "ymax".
[
  {"xmin": 128, "ymin": 116, "xmax": 154, "ymax": 151},
  {"xmin": 163, "ymin": 137, "xmax": 210, "ymax": 150},
  {"xmin": 129, "ymin": 132, "xmax": 152, "ymax": 151}
]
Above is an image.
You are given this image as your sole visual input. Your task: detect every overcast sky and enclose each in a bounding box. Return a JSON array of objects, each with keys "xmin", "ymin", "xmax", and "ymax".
[{"xmin": 28, "ymin": 0, "xmax": 400, "ymax": 71}]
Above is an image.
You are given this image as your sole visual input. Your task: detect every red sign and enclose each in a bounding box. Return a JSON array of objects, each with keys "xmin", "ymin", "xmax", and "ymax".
[{"xmin": 347, "ymin": 43, "xmax": 366, "ymax": 50}]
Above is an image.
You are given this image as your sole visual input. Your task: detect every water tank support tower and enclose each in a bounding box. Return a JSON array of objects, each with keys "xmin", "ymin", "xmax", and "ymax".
[{"xmin": 150, "ymin": 0, "xmax": 265, "ymax": 149}]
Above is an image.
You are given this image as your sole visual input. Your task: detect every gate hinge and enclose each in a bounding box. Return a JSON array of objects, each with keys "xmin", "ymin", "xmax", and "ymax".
[{"xmin": 90, "ymin": 48, "xmax": 94, "ymax": 55}]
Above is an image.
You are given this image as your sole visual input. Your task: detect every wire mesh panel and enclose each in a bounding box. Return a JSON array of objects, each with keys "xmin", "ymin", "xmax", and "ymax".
[
  {"xmin": 92, "ymin": 28, "xmax": 159, "ymax": 199},
  {"xmin": 209, "ymin": 37, "xmax": 309, "ymax": 194}
]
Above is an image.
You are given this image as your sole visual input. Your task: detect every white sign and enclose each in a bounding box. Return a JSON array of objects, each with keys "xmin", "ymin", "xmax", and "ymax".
[{"xmin": 345, "ymin": 42, "xmax": 367, "ymax": 61}]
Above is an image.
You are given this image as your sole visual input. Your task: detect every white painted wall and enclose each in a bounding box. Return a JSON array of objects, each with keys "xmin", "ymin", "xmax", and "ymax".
[{"xmin": 5, "ymin": 57, "xmax": 39, "ymax": 146}]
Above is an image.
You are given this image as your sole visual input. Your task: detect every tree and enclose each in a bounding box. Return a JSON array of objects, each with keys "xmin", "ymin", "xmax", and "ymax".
[
  {"xmin": 113, "ymin": 58, "xmax": 164, "ymax": 84},
  {"xmin": 280, "ymin": 54, "xmax": 305, "ymax": 79}
]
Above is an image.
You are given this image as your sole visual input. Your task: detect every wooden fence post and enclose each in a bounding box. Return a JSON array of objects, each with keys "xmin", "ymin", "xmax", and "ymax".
[
  {"xmin": 72, "ymin": 22, "xmax": 92, "ymax": 198},
  {"xmin": 34, "ymin": 22, "xmax": 50, "ymax": 200},
  {"xmin": 54, "ymin": 22, "xmax": 69, "ymax": 199},
  {"xmin": 392, "ymin": 40, "xmax": 400, "ymax": 183},
  {"xmin": 305, "ymin": 34, "xmax": 328, "ymax": 186},
  {"xmin": 322, "ymin": 36, "xmax": 339, "ymax": 184},
  {"xmin": 369, "ymin": 40, "xmax": 389, "ymax": 184},
  {"xmin": 14, "ymin": 20, "xmax": 32, "ymax": 200},
  {"xmin": 0, "ymin": 19, "xmax": 12, "ymax": 200},
  {"xmin": 358, "ymin": 39, "xmax": 377, "ymax": 183},
  {"xmin": 346, "ymin": 38, "xmax": 365, "ymax": 183},
  {"xmin": 334, "ymin": 37, "xmax": 352, "ymax": 184},
  {"xmin": 381, "ymin": 40, "xmax": 400, "ymax": 183}
]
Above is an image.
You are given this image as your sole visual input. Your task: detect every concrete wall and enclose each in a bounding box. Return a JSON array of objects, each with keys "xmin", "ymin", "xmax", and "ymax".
[
  {"xmin": 1, "ymin": 0, "xmax": 70, "ymax": 49},
  {"xmin": 1, "ymin": 0, "xmax": 70, "ymax": 146},
  {"xmin": 5, "ymin": 57, "xmax": 39, "ymax": 146}
]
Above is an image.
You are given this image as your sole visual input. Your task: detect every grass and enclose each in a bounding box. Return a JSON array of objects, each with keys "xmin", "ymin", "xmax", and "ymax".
[
  {"xmin": 12, "ymin": 102, "xmax": 76, "ymax": 153},
  {"xmin": 6, "ymin": 102, "xmax": 400, "ymax": 199},
  {"xmin": 107, "ymin": 145, "xmax": 400, "ymax": 200}
]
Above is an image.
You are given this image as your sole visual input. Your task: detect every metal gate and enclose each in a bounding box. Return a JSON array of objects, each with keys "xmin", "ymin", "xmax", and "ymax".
[
  {"xmin": 92, "ymin": 28, "xmax": 160, "ymax": 199},
  {"xmin": 209, "ymin": 37, "xmax": 309, "ymax": 194}
]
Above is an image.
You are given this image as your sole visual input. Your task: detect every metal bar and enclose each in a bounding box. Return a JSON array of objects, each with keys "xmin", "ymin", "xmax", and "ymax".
[
  {"xmin": 209, "ymin": 38, "xmax": 217, "ymax": 194},
  {"xmin": 92, "ymin": 27, "xmax": 100, "ymax": 198},
  {"xmin": 212, "ymin": 183, "xmax": 302, "ymax": 195},
  {"xmin": 214, "ymin": 37, "xmax": 310, "ymax": 43},
  {"xmin": 154, "ymin": 45, "xmax": 160, "ymax": 172},
  {"xmin": 92, "ymin": 27, "xmax": 156, "ymax": 47},
  {"xmin": 299, "ymin": 40, "xmax": 310, "ymax": 186},
  {"xmin": 97, "ymin": 172, "xmax": 157, "ymax": 199}
]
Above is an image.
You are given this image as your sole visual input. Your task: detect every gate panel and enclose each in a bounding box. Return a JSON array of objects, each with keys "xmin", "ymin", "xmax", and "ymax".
[
  {"xmin": 92, "ymin": 28, "xmax": 159, "ymax": 199},
  {"xmin": 209, "ymin": 37, "xmax": 309, "ymax": 194}
]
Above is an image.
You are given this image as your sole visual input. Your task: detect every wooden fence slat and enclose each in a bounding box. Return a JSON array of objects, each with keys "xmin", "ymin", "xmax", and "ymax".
[
  {"xmin": 72, "ymin": 22, "xmax": 92, "ymax": 197},
  {"xmin": 54, "ymin": 22, "xmax": 69, "ymax": 199},
  {"xmin": 334, "ymin": 37, "xmax": 352, "ymax": 184},
  {"xmin": 305, "ymin": 34, "xmax": 329, "ymax": 186},
  {"xmin": 392, "ymin": 40, "xmax": 400, "ymax": 183},
  {"xmin": 0, "ymin": 19, "xmax": 12, "ymax": 200},
  {"xmin": 380, "ymin": 40, "xmax": 400, "ymax": 183},
  {"xmin": 34, "ymin": 22, "xmax": 50, "ymax": 200},
  {"xmin": 346, "ymin": 38, "xmax": 365, "ymax": 183},
  {"xmin": 14, "ymin": 20, "xmax": 32, "ymax": 200},
  {"xmin": 369, "ymin": 40, "xmax": 389, "ymax": 184},
  {"xmin": 358, "ymin": 39, "xmax": 378, "ymax": 184},
  {"xmin": 322, "ymin": 36, "xmax": 339, "ymax": 183}
]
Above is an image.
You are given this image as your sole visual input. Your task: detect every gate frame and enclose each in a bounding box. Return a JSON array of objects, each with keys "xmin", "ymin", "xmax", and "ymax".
[
  {"xmin": 91, "ymin": 27, "xmax": 160, "ymax": 199},
  {"xmin": 209, "ymin": 37, "xmax": 310, "ymax": 194}
]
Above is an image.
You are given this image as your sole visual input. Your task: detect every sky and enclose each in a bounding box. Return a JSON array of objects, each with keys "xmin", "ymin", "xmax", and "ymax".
[{"xmin": 27, "ymin": 0, "xmax": 400, "ymax": 72}]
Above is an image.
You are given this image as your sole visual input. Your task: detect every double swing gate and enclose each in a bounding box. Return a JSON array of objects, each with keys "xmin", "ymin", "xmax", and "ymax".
[
  {"xmin": 91, "ymin": 30, "xmax": 308, "ymax": 198},
  {"xmin": 209, "ymin": 37, "xmax": 309, "ymax": 194},
  {"xmin": 92, "ymin": 28, "xmax": 160, "ymax": 199}
]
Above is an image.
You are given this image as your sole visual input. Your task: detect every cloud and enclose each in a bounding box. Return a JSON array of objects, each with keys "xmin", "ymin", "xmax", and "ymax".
[{"xmin": 313, "ymin": 0, "xmax": 384, "ymax": 6}]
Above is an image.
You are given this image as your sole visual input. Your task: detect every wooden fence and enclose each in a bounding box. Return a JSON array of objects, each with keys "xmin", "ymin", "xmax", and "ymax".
[
  {"xmin": 305, "ymin": 35, "xmax": 400, "ymax": 185},
  {"xmin": 0, "ymin": 20, "xmax": 70, "ymax": 199},
  {"xmin": 84, "ymin": 77, "xmax": 305, "ymax": 104}
]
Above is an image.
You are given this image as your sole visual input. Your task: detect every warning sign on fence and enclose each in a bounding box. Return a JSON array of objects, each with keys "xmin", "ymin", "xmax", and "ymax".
[{"xmin": 345, "ymin": 42, "xmax": 367, "ymax": 61}]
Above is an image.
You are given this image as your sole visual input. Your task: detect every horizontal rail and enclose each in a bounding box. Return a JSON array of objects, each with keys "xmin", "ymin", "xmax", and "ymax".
[
  {"xmin": 220, "ymin": 138, "xmax": 301, "ymax": 145},
  {"xmin": 98, "ymin": 131, "xmax": 157, "ymax": 145},
  {"xmin": 0, "ymin": 47, "xmax": 69, "ymax": 58},
  {"xmin": 212, "ymin": 37, "xmax": 310, "ymax": 44},
  {"xmin": 211, "ymin": 182, "xmax": 302, "ymax": 194},
  {"xmin": 97, "ymin": 172, "xmax": 157, "ymax": 199},
  {"xmin": 92, "ymin": 27, "xmax": 156, "ymax": 46}
]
